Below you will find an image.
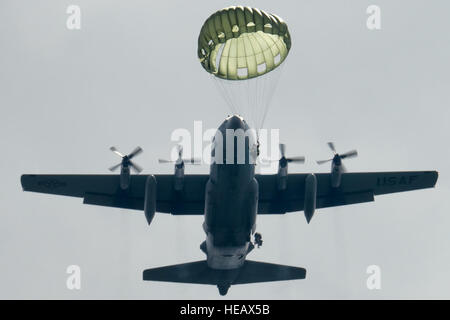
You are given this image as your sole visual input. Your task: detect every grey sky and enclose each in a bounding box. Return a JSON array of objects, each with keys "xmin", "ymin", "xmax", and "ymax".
[{"xmin": 1, "ymin": 0, "xmax": 449, "ymax": 299}]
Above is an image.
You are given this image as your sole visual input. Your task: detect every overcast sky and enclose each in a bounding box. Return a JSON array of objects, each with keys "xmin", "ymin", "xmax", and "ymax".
[{"xmin": 1, "ymin": 0, "xmax": 449, "ymax": 299}]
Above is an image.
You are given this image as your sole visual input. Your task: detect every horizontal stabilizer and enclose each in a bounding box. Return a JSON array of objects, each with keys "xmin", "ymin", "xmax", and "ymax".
[
  {"xmin": 143, "ymin": 260, "xmax": 306, "ymax": 295},
  {"xmin": 144, "ymin": 260, "xmax": 220, "ymax": 285},
  {"xmin": 233, "ymin": 260, "xmax": 306, "ymax": 284}
]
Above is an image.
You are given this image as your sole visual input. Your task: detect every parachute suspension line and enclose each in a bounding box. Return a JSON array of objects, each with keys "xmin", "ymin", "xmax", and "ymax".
[
  {"xmin": 256, "ymin": 75, "xmax": 262, "ymax": 134},
  {"xmin": 260, "ymin": 71, "xmax": 267, "ymax": 129},
  {"xmin": 255, "ymin": 34, "xmax": 270, "ymax": 130},
  {"xmin": 212, "ymin": 61, "xmax": 286, "ymax": 136},
  {"xmin": 212, "ymin": 75, "xmax": 236, "ymax": 115},
  {"xmin": 259, "ymin": 62, "xmax": 285, "ymax": 130},
  {"xmin": 249, "ymin": 77, "xmax": 255, "ymax": 134},
  {"xmin": 214, "ymin": 44, "xmax": 238, "ymax": 115},
  {"xmin": 259, "ymin": 78, "xmax": 268, "ymax": 132},
  {"xmin": 247, "ymin": 77, "xmax": 251, "ymax": 129},
  {"xmin": 247, "ymin": 33, "xmax": 259, "ymax": 134}
]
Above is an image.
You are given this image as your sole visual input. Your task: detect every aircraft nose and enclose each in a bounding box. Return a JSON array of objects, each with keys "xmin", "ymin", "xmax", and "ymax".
[{"xmin": 225, "ymin": 115, "xmax": 246, "ymax": 130}]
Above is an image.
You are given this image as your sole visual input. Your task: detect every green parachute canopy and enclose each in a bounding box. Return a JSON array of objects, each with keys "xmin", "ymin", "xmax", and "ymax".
[
  {"xmin": 198, "ymin": 6, "xmax": 291, "ymax": 80},
  {"xmin": 198, "ymin": 6, "xmax": 291, "ymax": 132}
]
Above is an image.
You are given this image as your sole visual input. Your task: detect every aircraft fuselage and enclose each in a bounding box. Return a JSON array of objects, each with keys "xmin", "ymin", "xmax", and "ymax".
[{"xmin": 203, "ymin": 115, "xmax": 258, "ymax": 270}]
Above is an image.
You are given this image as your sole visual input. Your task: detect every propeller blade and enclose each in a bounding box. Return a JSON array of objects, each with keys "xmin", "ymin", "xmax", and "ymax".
[
  {"xmin": 177, "ymin": 144, "xmax": 183, "ymax": 159},
  {"xmin": 340, "ymin": 150, "xmax": 358, "ymax": 159},
  {"xmin": 316, "ymin": 159, "xmax": 333, "ymax": 165},
  {"xmin": 110, "ymin": 146, "xmax": 125, "ymax": 158},
  {"xmin": 130, "ymin": 161, "xmax": 143, "ymax": 173},
  {"xmin": 327, "ymin": 142, "xmax": 336, "ymax": 154},
  {"xmin": 287, "ymin": 156, "xmax": 305, "ymax": 163},
  {"xmin": 158, "ymin": 159, "xmax": 175, "ymax": 164},
  {"xmin": 128, "ymin": 146, "xmax": 143, "ymax": 159},
  {"xmin": 184, "ymin": 158, "xmax": 202, "ymax": 165},
  {"xmin": 109, "ymin": 163, "xmax": 122, "ymax": 172},
  {"xmin": 279, "ymin": 144, "xmax": 286, "ymax": 158},
  {"xmin": 109, "ymin": 146, "xmax": 143, "ymax": 173}
]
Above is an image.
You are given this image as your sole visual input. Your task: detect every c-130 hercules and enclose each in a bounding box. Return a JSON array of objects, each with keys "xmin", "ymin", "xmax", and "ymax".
[
  {"xmin": 20, "ymin": 6, "xmax": 438, "ymax": 295},
  {"xmin": 21, "ymin": 115, "xmax": 438, "ymax": 295}
]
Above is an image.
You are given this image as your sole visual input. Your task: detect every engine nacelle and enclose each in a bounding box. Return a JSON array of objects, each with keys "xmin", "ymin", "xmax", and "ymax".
[
  {"xmin": 144, "ymin": 175, "xmax": 157, "ymax": 225},
  {"xmin": 120, "ymin": 167, "xmax": 131, "ymax": 190},
  {"xmin": 277, "ymin": 164, "xmax": 288, "ymax": 190},
  {"xmin": 174, "ymin": 163, "xmax": 185, "ymax": 191},
  {"xmin": 304, "ymin": 173, "xmax": 317, "ymax": 223},
  {"xmin": 331, "ymin": 162, "xmax": 343, "ymax": 188}
]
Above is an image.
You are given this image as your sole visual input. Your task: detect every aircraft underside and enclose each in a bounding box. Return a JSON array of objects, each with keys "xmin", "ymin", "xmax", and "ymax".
[{"xmin": 20, "ymin": 115, "xmax": 438, "ymax": 296}]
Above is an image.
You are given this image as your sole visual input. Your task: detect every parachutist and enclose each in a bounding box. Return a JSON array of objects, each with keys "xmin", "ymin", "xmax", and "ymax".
[{"xmin": 254, "ymin": 232, "xmax": 263, "ymax": 248}]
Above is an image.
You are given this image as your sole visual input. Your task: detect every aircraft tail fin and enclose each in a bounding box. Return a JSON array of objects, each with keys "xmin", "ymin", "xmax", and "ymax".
[{"xmin": 143, "ymin": 260, "xmax": 306, "ymax": 295}]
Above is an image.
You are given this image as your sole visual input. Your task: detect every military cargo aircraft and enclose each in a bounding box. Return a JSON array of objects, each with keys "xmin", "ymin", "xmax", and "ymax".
[{"xmin": 20, "ymin": 115, "xmax": 438, "ymax": 295}]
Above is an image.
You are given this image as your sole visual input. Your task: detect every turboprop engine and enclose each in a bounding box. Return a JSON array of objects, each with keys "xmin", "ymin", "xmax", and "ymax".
[
  {"xmin": 316, "ymin": 142, "xmax": 358, "ymax": 188},
  {"xmin": 159, "ymin": 145, "xmax": 200, "ymax": 191},
  {"xmin": 265, "ymin": 144, "xmax": 305, "ymax": 190},
  {"xmin": 109, "ymin": 146, "xmax": 143, "ymax": 190}
]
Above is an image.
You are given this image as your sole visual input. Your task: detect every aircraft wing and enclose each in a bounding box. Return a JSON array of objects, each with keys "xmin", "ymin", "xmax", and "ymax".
[
  {"xmin": 20, "ymin": 174, "xmax": 208, "ymax": 214},
  {"xmin": 256, "ymin": 171, "xmax": 438, "ymax": 214},
  {"xmin": 21, "ymin": 171, "xmax": 438, "ymax": 215}
]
